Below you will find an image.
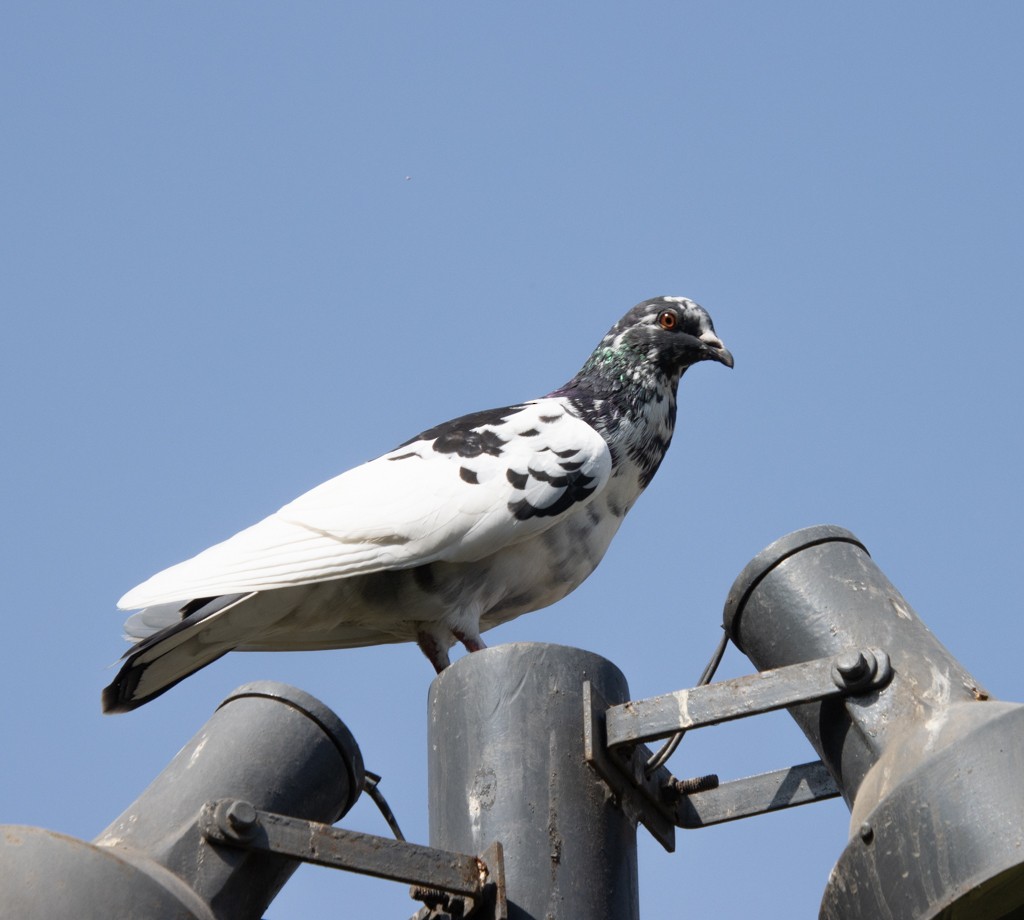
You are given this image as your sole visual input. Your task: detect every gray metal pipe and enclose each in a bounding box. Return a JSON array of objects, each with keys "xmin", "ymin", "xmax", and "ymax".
[
  {"xmin": 724, "ymin": 525, "xmax": 1024, "ymax": 919},
  {"xmin": 0, "ymin": 681, "xmax": 363, "ymax": 920},
  {"xmin": 427, "ymin": 642, "xmax": 639, "ymax": 920},
  {"xmin": 723, "ymin": 525, "xmax": 987, "ymax": 809}
]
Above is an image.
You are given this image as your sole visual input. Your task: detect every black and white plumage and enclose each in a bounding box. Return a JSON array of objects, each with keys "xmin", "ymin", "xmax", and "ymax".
[{"xmin": 103, "ymin": 296, "xmax": 733, "ymax": 713}]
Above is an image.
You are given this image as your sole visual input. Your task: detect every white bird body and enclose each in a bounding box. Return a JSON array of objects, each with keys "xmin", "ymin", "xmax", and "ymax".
[
  {"xmin": 104, "ymin": 297, "xmax": 732, "ymax": 712},
  {"xmin": 121, "ymin": 399, "xmax": 613, "ymax": 609}
]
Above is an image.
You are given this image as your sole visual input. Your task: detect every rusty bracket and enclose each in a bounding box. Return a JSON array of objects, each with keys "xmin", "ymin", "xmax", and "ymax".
[
  {"xmin": 199, "ymin": 799, "xmax": 506, "ymax": 920},
  {"xmin": 585, "ymin": 649, "xmax": 890, "ymax": 848}
]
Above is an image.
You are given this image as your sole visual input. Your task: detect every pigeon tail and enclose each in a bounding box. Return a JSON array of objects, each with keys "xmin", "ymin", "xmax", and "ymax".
[{"xmin": 102, "ymin": 593, "xmax": 255, "ymax": 713}]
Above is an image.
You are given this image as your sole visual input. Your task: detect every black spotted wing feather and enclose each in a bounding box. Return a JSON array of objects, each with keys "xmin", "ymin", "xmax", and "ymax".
[{"xmin": 118, "ymin": 399, "xmax": 612, "ymax": 609}]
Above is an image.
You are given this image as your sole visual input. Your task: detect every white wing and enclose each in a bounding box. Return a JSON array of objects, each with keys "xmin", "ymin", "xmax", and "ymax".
[{"xmin": 118, "ymin": 398, "xmax": 612, "ymax": 609}]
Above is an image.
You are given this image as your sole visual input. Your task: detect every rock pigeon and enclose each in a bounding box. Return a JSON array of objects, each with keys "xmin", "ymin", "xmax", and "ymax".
[{"xmin": 103, "ymin": 296, "xmax": 732, "ymax": 713}]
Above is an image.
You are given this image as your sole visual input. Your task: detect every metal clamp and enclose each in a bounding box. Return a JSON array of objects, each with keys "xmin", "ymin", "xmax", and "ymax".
[
  {"xmin": 583, "ymin": 680, "xmax": 679, "ymax": 851},
  {"xmin": 585, "ymin": 649, "xmax": 891, "ymax": 847}
]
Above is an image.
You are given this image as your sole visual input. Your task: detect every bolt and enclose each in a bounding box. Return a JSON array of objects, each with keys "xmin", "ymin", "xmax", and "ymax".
[
  {"xmin": 410, "ymin": 886, "xmax": 451, "ymax": 910},
  {"xmin": 223, "ymin": 800, "xmax": 258, "ymax": 837},
  {"xmin": 833, "ymin": 649, "xmax": 880, "ymax": 692},
  {"xmin": 673, "ymin": 774, "xmax": 720, "ymax": 795},
  {"xmin": 836, "ymin": 651, "xmax": 869, "ymax": 682}
]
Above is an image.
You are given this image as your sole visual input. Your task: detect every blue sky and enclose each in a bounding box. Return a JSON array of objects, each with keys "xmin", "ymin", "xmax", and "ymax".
[{"xmin": 2, "ymin": 3, "xmax": 1022, "ymax": 917}]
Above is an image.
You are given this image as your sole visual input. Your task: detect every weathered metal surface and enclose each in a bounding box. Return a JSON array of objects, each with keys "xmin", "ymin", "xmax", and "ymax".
[
  {"xmin": 582, "ymin": 680, "xmax": 676, "ymax": 851},
  {"xmin": 725, "ymin": 525, "xmax": 1024, "ymax": 919},
  {"xmin": 675, "ymin": 761, "xmax": 839, "ymax": 828},
  {"xmin": 604, "ymin": 650, "xmax": 891, "ymax": 748},
  {"xmin": 199, "ymin": 799, "xmax": 500, "ymax": 900},
  {"xmin": 0, "ymin": 825, "xmax": 216, "ymax": 920},
  {"xmin": 92, "ymin": 681, "xmax": 363, "ymax": 920},
  {"xmin": 723, "ymin": 525, "xmax": 988, "ymax": 809},
  {"xmin": 587, "ymin": 677, "xmax": 840, "ymax": 840},
  {"xmin": 410, "ymin": 842, "xmax": 508, "ymax": 920},
  {"xmin": 429, "ymin": 643, "xmax": 640, "ymax": 920},
  {"xmin": 0, "ymin": 682, "xmax": 364, "ymax": 920},
  {"xmin": 821, "ymin": 703, "xmax": 1024, "ymax": 920}
]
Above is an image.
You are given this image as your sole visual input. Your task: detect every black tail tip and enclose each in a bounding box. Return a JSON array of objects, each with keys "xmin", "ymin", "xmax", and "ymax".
[
  {"xmin": 101, "ymin": 664, "xmax": 148, "ymax": 714},
  {"xmin": 102, "ymin": 679, "xmax": 136, "ymax": 714}
]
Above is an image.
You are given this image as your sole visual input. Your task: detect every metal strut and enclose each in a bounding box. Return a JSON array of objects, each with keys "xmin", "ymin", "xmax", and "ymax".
[
  {"xmin": 199, "ymin": 799, "xmax": 507, "ymax": 920},
  {"xmin": 584, "ymin": 648, "xmax": 892, "ymax": 849}
]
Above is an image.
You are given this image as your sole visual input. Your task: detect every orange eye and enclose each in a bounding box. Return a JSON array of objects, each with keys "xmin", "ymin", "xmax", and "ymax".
[{"xmin": 658, "ymin": 310, "xmax": 677, "ymax": 330}]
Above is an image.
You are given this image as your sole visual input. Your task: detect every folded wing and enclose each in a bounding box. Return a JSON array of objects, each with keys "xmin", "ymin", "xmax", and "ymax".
[{"xmin": 118, "ymin": 399, "xmax": 612, "ymax": 609}]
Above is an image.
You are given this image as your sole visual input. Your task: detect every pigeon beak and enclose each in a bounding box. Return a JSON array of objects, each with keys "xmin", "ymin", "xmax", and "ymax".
[{"xmin": 699, "ymin": 330, "xmax": 735, "ymax": 368}]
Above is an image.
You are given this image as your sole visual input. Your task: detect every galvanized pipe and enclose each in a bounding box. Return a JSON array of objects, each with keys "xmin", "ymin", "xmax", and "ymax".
[
  {"xmin": 427, "ymin": 642, "xmax": 639, "ymax": 920},
  {"xmin": 724, "ymin": 525, "xmax": 1024, "ymax": 920},
  {"xmin": 94, "ymin": 680, "xmax": 364, "ymax": 918},
  {"xmin": 0, "ymin": 681, "xmax": 363, "ymax": 920},
  {"xmin": 723, "ymin": 525, "xmax": 989, "ymax": 809}
]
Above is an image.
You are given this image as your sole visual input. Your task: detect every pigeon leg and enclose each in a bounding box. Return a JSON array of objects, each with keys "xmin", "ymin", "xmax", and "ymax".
[
  {"xmin": 453, "ymin": 629, "xmax": 487, "ymax": 654},
  {"xmin": 416, "ymin": 627, "xmax": 452, "ymax": 673}
]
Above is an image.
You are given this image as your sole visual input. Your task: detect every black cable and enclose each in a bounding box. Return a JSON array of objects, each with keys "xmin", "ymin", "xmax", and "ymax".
[
  {"xmin": 644, "ymin": 627, "xmax": 730, "ymax": 775},
  {"xmin": 362, "ymin": 771, "xmax": 406, "ymax": 841}
]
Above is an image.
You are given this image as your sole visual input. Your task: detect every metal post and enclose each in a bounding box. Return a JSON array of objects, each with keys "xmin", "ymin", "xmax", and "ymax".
[
  {"xmin": 724, "ymin": 525, "xmax": 1024, "ymax": 919},
  {"xmin": 427, "ymin": 642, "xmax": 639, "ymax": 920}
]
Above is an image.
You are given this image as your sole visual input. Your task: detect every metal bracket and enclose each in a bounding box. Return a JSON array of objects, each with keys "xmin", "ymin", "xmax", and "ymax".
[
  {"xmin": 674, "ymin": 760, "xmax": 840, "ymax": 828},
  {"xmin": 583, "ymin": 680, "xmax": 678, "ymax": 852},
  {"xmin": 199, "ymin": 799, "xmax": 507, "ymax": 920},
  {"xmin": 604, "ymin": 648, "xmax": 891, "ymax": 748},
  {"xmin": 585, "ymin": 649, "xmax": 890, "ymax": 848}
]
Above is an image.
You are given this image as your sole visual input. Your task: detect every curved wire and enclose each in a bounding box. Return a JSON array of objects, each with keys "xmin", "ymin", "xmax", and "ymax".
[
  {"xmin": 644, "ymin": 627, "xmax": 730, "ymax": 776},
  {"xmin": 363, "ymin": 770, "xmax": 406, "ymax": 841}
]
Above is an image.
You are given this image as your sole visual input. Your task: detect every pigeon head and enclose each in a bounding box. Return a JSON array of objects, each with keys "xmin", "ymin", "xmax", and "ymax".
[{"xmin": 569, "ymin": 296, "xmax": 733, "ymax": 394}]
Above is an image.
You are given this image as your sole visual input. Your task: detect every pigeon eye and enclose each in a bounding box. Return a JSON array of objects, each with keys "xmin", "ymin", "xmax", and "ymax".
[{"xmin": 658, "ymin": 311, "xmax": 677, "ymax": 330}]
